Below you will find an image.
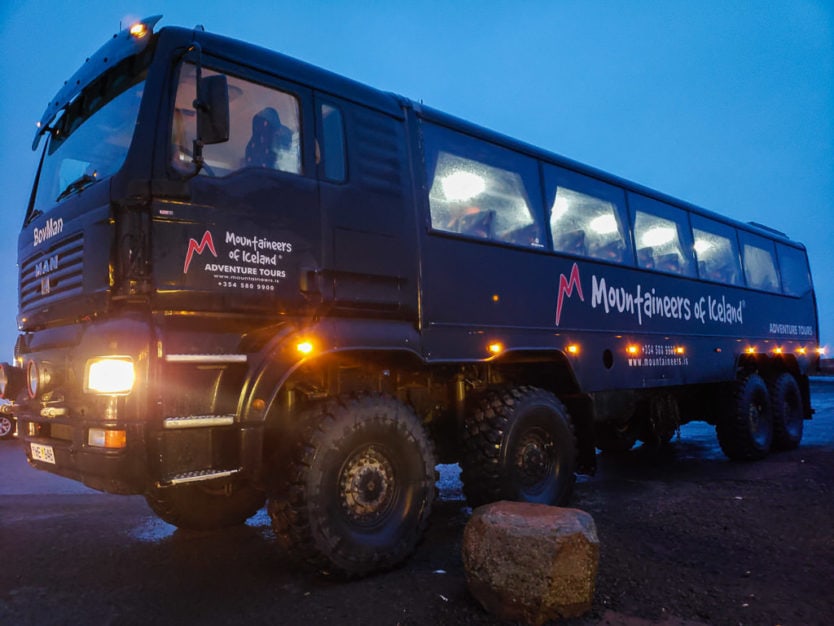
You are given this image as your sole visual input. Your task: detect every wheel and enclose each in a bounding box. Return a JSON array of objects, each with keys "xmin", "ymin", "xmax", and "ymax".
[
  {"xmin": 769, "ymin": 372, "xmax": 804, "ymax": 450},
  {"xmin": 460, "ymin": 386, "xmax": 576, "ymax": 507},
  {"xmin": 594, "ymin": 420, "xmax": 638, "ymax": 452},
  {"xmin": 144, "ymin": 477, "xmax": 265, "ymax": 530},
  {"xmin": 716, "ymin": 373, "xmax": 773, "ymax": 460},
  {"xmin": 0, "ymin": 414, "xmax": 14, "ymax": 440},
  {"xmin": 268, "ymin": 393, "xmax": 437, "ymax": 577}
]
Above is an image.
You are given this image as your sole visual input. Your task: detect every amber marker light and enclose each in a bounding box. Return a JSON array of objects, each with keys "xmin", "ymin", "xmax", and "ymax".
[
  {"xmin": 87, "ymin": 428, "xmax": 127, "ymax": 449},
  {"xmin": 675, "ymin": 346, "xmax": 685, "ymax": 355},
  {"xmin": 773, "ymin": 347, "xmax": 783, "ymax": 355},
  {"xmin": 129, "ymin": 22, "xmax": 149, "ymax": 38},
  {"xmin": 626, "ymin": 345, "xmax": 640, "ymax": 355},
  {"xmin": 746, "ymin": 346, "xmax": 756, "ymax": 354},
  {"xmin": 296, "ymin": 340, "xmax": 314, "ymax": 355},
  {"xmin": 487, "ymin": 342, "xmax": 504, "ymax": 356},
  {"xmin": 797, "ymin": 347, "xmax": 807, "ymax": 355},
  {"xmin": 566, "ymin": 344, "xmax": 579, "ymax": 355}
]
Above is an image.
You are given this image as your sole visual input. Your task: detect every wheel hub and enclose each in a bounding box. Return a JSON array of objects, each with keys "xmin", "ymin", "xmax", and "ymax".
[
  {"xmin": 515, "ymin": 429, "xmax": 554, "ymax": 487},
  {"xmin": 340, "ymin": 446, "xmax": 395, "ymax": 524}
]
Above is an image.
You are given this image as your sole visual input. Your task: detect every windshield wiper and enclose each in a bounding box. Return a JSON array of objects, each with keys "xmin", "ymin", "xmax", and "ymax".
[{"xmin": 56, "ymin": 173, "xmax": 98, "ymax": 203}]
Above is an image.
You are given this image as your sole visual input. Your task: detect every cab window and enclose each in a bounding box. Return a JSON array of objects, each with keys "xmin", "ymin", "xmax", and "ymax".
[{"xmin": 171, "ymin": 64, "xmax": 302, "ymax": 177}]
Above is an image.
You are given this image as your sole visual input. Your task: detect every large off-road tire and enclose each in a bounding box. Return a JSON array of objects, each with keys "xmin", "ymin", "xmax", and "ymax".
[
  {"xmin": 145, "ymin": 478, "xmax": 265, "ymax": 530},
  {"xmin": 268, "ymin": 394, "xmax": 437, "ymax": 578},
  {"xmin": 460, "ymin": 386, "xmax": 576, "ymax": 507},
  {"xmin": 716, "ymin": 373, "xmax": 773, "ymax": 461},
  {"xmin": 0, "ymin": 414, "xmax": 15, "ymax": 440},
  {"xmin": 769, "ymin": 372, "xmax": 804, "ymax": 450}
]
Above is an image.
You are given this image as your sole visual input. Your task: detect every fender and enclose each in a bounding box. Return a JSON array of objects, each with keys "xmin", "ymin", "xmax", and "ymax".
[{"xmin": 237, "ymin": 318, "xmax": 423, "ymax": 424}]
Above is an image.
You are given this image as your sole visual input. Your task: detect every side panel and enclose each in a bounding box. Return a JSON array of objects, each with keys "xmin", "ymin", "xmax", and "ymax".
[{"xmin": 316, "ymin": 94, "xmax": 417, "ymax": 315}]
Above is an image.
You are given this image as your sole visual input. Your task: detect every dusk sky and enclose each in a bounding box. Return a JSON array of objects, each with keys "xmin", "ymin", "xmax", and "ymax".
[{"xmin": 0, "ymin": 1, "xmax": 831, "ymax": 355}]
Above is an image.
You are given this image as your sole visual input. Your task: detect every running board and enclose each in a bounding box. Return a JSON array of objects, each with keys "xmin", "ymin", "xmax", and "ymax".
[
  {"xmin": 163, "ymin": 415, "xmax": 236, "ymax": 429},
  {"xmin": 160, "ymin": 468, "xmax": 241, "ymax": 486}
]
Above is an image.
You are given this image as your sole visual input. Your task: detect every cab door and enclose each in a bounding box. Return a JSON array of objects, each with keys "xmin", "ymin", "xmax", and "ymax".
[{"xmin": 151, "ymin": 61, "xmax": 320, "ymax": 315}]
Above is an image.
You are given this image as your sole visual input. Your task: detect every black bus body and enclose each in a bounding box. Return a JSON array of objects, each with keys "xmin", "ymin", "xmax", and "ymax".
[{"xmin": 4, "ymin": 17, "xmax": 821, "ymax": 576}]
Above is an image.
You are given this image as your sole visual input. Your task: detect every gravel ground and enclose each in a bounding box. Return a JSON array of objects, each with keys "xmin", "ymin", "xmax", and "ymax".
[{"xmin": 1, "ymin": 378, "xmax": 833, "ymax": 625}]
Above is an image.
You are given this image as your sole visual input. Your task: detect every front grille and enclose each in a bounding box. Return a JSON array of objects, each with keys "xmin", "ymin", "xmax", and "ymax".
[{"xmin": 20, "ymin": 232, "xmax": 85, "ymax": 310}]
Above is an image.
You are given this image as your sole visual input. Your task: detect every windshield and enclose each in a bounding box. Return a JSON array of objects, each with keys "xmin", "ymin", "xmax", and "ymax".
[{"xmin": 31, "ymin": 63, "xmax": 147, "ymax": 216}]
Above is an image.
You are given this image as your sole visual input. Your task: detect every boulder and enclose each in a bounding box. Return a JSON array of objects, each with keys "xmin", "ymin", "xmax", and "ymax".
[{"xmin": 462, "ymin": 501, "xmax": 599, "ymax": 625}]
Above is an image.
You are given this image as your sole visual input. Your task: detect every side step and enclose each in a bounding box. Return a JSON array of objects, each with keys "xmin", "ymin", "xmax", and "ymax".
[
  {"xmin": 159, "ymin": 468, "xmax": 241, "ymax": 486},
  {"xmin": 163, "ymin": 415, "xmax": 235, "ymax": 429}
]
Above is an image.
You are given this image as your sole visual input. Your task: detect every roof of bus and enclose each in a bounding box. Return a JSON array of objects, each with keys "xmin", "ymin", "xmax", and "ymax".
[{"xmin": 187, "ymin": 23, "xmax": 802, "ymax": 249}]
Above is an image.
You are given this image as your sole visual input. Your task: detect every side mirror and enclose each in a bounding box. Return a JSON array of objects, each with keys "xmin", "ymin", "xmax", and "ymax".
[{"xmin": 195, "ymin": 75, "xmax": 230, "ymax": 145}]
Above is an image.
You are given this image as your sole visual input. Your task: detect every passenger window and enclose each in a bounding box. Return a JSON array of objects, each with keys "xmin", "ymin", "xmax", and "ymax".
[
  {"xmin": 319, "ymin": 103, "xmax": 346, "ymax": 182},
  {"xmin": 422, "ymin": 122, "xmax": 545, "ymax": 247},
  {"xmin": 630, "ymin": 194, "xmax": 695, "ymax": 277},
  {"xmin": 171, "ymin": 64, "xmax": 303, "ymax": 177},
  {"xmin": 740, "ymin": 234, "xmax": 780, "ymax": 292},
  {"xmin": 545, "ymin": 166, "xmax": 631, "ymax": 264},
  {"xmin": 777, "ymin": 244, "xmax": 810, "ymax": 296},
  {"xmin": 691, "ymin": 217, "xmax": 742, "ymax": 285}
]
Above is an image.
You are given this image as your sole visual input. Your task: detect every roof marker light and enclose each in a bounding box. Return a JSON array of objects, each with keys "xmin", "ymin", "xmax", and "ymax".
[{"xmin": 129, "ymin": 22, "xmax": 148, "ymax": 38}]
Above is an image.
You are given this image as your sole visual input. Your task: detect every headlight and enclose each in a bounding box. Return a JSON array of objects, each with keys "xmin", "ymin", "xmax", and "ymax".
[{"xmin": 84, "ymin": 357, "xmax": 135, "ymax": 395}]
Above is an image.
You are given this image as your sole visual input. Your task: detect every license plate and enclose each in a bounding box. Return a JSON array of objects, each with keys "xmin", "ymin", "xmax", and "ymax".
[{"xmin": 31, "ymin": 442, "xmax": 56, "ymax": 464}]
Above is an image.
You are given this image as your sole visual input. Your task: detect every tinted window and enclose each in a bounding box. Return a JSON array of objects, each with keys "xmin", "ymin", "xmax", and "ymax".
[
  {"xmin": 172, "ymin": 64, "xmax": 302, "ymax": 177},
  {"xmin": 423, "ymin": 122, "xmax": 545, "ymax": 248},
  {"xmin": 319, "ymin": 103, "xmax": 346, "ymax": 182},
  {"xmin": 630, "ymin": 194, "xmax": 695, "ymax": 277},
  {"xmin": 691, "ymin": 216, "xmax": 743, "ymax": 285},
  {"xmin": 778, "ymin": 244, "xmax": 811, "ymax": 296},
  {"xmin": 544, "ymin": 166, "xmax": 632, "ymax": 264},
  {"xmin": 740, "ymin": 233, "xmax": 780, "ymax": 292}
]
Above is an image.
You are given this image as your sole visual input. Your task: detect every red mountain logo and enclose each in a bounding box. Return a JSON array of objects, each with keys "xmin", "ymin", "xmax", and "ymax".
[
  {"xmin": 183, "ymin": 230, "xmax": 217, "ymax": 273},
  {"xmin": 555, "ymin": 262, "xmax": 584, "ymax": 326}
]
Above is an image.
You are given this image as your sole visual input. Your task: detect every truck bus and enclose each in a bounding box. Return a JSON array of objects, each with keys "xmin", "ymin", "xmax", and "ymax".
[{"xmin": 2, "ymin": 16, "xmax": 821, "ymax": 576}]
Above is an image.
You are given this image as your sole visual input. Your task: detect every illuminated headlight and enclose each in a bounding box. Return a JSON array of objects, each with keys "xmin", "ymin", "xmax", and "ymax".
[{"xmin": 84, "ymin": 358, "xmax": 135, "ymax": 395}]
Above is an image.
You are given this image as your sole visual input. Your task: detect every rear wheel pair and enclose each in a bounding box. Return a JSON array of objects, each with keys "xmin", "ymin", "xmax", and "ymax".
[{"xmin": 716, "ymin": 371, "xmax": 803, "ymax": 461}]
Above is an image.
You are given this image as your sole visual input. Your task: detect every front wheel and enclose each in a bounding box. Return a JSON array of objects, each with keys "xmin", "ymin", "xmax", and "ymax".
[
  {"xmin": 145, "ymin": 478, "xmax": 265, "ymax": 530},
  {"xmin": 0, "ymin": 414, "xmax": 15, "ymax": 440},
  {"xmin": 268, "ymin": 394, "xmax": 437, "ymax": 577},
  {"xmin": 716, "ymin": 373, "xmax": 773, "ymax": 461},
  {"xmin": 769, "ymin": 372, "xmax": 804, "ymax": 450},
  {"xmin": 461, "ymin": 386, "xmax": 576, "ymax": 507}
]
